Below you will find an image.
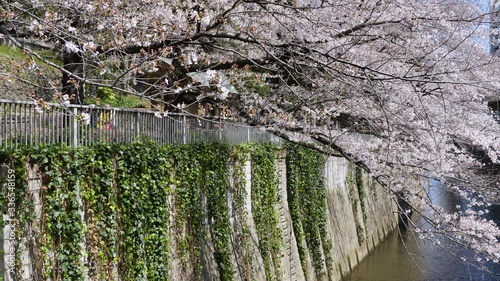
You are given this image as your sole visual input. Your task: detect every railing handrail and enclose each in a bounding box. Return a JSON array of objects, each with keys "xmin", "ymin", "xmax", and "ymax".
[{"xmin": 0, "ymin": 98, "xmax": 228, "ymax": 118}]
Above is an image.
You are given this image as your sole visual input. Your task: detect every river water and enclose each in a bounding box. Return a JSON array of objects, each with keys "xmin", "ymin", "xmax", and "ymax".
[{"xmin": 344, "ymin": 180, "xmax": 500, "ymax": 281}]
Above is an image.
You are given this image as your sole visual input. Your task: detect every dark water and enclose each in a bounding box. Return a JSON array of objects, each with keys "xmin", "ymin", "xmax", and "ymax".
[{"xmin": 345, "ymin": 180, "xmax": 500, "ymax": 281}]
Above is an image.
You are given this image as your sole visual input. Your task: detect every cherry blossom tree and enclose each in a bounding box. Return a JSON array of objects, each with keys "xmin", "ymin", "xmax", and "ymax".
[{"xmin": 1, "ymin": 0, "xmax": 500, "ymax": 265}]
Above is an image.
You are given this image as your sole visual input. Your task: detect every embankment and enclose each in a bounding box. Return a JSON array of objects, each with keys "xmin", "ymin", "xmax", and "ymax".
[{"xmin": 0, "ymin": 143, "xmax": 397, "ymax": 281}]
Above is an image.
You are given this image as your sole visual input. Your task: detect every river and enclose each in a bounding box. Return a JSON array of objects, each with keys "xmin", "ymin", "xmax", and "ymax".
[{"xmin": 344, "ymin": 180, "xmax": 500, "ymax": 281}]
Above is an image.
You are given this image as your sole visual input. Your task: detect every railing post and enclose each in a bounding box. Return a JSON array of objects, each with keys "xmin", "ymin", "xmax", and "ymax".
[
  {"xmin": 135, "ymin": 111, "xmax": 141, "ymax": 139},
  {"xmin": 182, "ymin": 115, "xmax": 187, "ymax": 144},
  {"xmin": 71, "ymin": 107, "xmax": 78, "ymax": 148},
  {"xmin": 219, "ymin": 122, "xmax": 222, "ymax": 141}
]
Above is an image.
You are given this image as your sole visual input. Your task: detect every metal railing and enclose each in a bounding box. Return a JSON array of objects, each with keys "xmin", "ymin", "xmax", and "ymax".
[{"xmin": 0, "ymin": 99, "xmax": 282, "ymax": 148}]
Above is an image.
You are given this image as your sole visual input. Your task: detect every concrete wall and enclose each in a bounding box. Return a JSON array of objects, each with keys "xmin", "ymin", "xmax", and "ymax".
[
  {"xmin": 0, "ymin": 163, "xmax": 43, "ymax": 281},
  {"xmin": 1, "ymin": 153, "xmax": 397, "ymax": 281},
  {"xmin": 324, "ymin": 157, "xmax": 397, "ymax": 281}
]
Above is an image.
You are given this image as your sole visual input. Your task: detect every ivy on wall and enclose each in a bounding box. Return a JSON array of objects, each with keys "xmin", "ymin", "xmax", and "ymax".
[
  {"xmin": 228, "ymin": 146, "xmax": 252, "ymax": 280},
  {"xmin": 249, "ymin": 144, "xmax": 283, "ymax": 281},
  {"xmin": 36, "ymin": 147, "xmax": 86, "ymax": 280},
  {"xmin": 0, "ymin": 142, "xmax": 288, "ymax": 281},
  {"xmin": 346, "ymin": 164, "xmax": 368, "ymax": 245},
  {"xmin": 0, "ymin": 141, "xmax": 392, "ymax": 281},
  {"xmin": 116, "ymin": 142, "xmax": 171, "ymax": 280},
  {"xmin": 355, "ymin": 166, "xmax": 368, "ymax": 241},
  {"xmin": 0, "ymin": 150, "xmax": 31, "ymax": 280},
  {"xmin": 196, "ymin": 143, "xmax": 234, "ymax": 281},
  {"xmin": 169, "ymin": 145, "xmax": 204, "ymax": 279},
  {"xmin": 285, "ymin": 143, "xmax": 333, "ymax": 279},
  {"xmin": 79, "ymin": 145, "xmax": 118, "ymax": 280}
]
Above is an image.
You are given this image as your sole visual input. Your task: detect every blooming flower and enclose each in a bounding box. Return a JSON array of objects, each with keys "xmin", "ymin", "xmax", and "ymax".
[
  {"xmin": 65, "ymin": 41, "xmax": 80, "ymax": 53},
  {"xmin": 206, "ymin": 69, "xmax": 218, "ymax": 82},
  {"xmin": 217, "ymin": 85, "xmax": 229, "ymax": 100},
  {"xmin": 80, "ymin": 113, "xmax": 91, "ymax": 125},
  {"xmin": 62, "ymin": 94, "xmax": 70, "ymax": 105}
]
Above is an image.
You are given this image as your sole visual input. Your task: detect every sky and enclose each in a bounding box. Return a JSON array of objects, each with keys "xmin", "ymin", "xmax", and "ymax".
[{"xmin": 469, "ymin": 0, "xmax": 494, "ymax": 51}]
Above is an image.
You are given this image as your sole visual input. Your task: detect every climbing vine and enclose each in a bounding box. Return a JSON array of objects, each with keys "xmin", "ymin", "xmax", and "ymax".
[
  {"xmin": 250, "ymin": 144, "xmax": 283, "ymax": 281},
  {"xmin": 169, "ymin": 145, "xmax": 204, "ymax": 279},
  {"xmin": 199, "ymin": 143, "xmax": 234, "ymax": 281},
  {"xmin": 355, "ymin": 166, "xmax": 368, "ymax": 241},
  {"xmin": 0, "ymin": 149, "xmax": 31, "ymax": 280},
  {"xmin": 196, "ymin": 143, "xmax": 234, "ymax": 281},
  {"xmin": 347, "ymin": 164, "xmax": 367, "ymax": 245},
  {"xmin": 116, "ymin": 141, "xmax": 171, "ymax": 280},
  {"xmin": 285, "ymin": 143, "xmax": 333, "ymax": 279},
  {"xmin": 79, "ymin": 144, "xmax": 118, "ymax": 280},
  {"xmin": 1, "ymin": 141, "xmax": 334, "ymax": 281},
  {"xmin": 229, "ymin": 146, "xmax": 252, "ymax": 280},
  {"xmin": 30, "ymin": 146, "xmax": 86, "ymax": 280}
]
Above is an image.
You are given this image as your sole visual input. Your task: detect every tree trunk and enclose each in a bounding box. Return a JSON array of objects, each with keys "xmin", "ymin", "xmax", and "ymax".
[{"xmin": 62, "ymin": 51, "xmax": 84, "ymax": 104}]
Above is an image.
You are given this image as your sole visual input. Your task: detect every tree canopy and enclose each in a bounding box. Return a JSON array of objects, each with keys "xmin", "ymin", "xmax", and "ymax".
[{"xmin": 1, "ymin": 0, "xmax": 500, "ymax": 266}]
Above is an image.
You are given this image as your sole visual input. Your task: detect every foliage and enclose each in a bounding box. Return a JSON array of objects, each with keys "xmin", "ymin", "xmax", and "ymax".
[
  {"xmin": 355, "ymin": 167, "xmax": 368, "ymax": 237},
  {"xmin": 346, "ymin": 164, "xmax": 366, "ymax": 245},
  {"xmin": 285, "ymin": 143, "xmax": 333, "ymax": 279},
  {"xmin": 0, "ymin": 149, "xmax": 31, "ymax": 280},
  {"xmin": 169, "ymin": 145, "xmax": 204, "ymax": 279},
  {"xmin": 0, "ymin": 142, "xmax": 296, "ymax": 280},
  {"xmin": 168, "ymin": 143, "xmax": 235, "ymax": 280},
  {"xmin": 248, "ymin": 144, "xmax": 283, "ymax": 281},
  {"xmin": 0, "ymin": 45, "xmax": 60, "ymax": 101},
  {"xmin": 237, "ymin": 76, "xmax": 272, "ymax": 97},
  {"xmin": 33, "ymin": 147, "xmax": 86, "ymax": 280},
  {"xmin": 198, "ymin": 143, "xmax": 234, "ymax": 280},
  {"xmin": 84, "ymin": 87, "xmax": 146, "ymax": 108},
  {"xmin": 115, "ymin": 142, "xmax": 171, "ymax": 280},
  {"xmin": 0, "ymin": 45, "xmax": 30, "ymax": 61},
  {"xmin": 79, "ymin": 144, "xmax": 119, "ymax": 280},
  {"xmin": 228, "ymin": 146, "xmax": 253, "ymax": 280},
  {"xmin": 0, "ymin": 45, "xmax": 61, "ymax": 65}
]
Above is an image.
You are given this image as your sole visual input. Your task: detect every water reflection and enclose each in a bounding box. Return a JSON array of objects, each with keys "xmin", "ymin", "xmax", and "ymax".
[{"xmin": 344, "ymin": 180, "xmax": 500, "ymax": 281}]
